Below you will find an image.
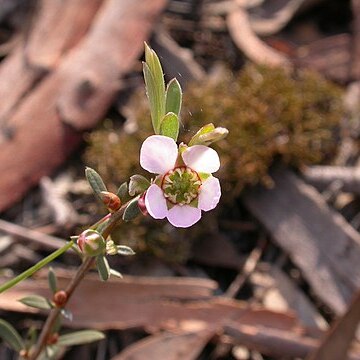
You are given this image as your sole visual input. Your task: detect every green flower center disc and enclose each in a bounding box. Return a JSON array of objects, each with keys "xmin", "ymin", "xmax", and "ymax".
[{"xmin": 161, "ymin": 166, "xmax": 202, "ymax": 205}]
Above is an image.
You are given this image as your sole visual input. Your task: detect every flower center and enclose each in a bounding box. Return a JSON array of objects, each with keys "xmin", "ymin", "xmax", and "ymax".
[{"xmin": 161, "ymin": 166, "xmax": 202, "ymax": 205}]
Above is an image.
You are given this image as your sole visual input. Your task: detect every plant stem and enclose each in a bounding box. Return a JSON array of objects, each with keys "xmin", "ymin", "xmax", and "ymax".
[
  {"xmin": 0, "ymin": 241, "xmax": 74, "ymax": 293},
  {"xmin": 29, "ymin": 202, "xmax": 129, "ymax": 359},
  {"xmin": 28, "ymin": 257, "xmax": 94, "ymax": 360}
]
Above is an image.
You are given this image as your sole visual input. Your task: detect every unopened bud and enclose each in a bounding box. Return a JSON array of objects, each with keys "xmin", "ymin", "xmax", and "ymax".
[
  {"xmin": 77, "ymin": 229, "xmax": 106, "ymax": 257},
  {"xmin": 198, "ymin": 127, "xmax": 228, "ymax": 145},
  {"xmin": 53, "ymin": 290, "xmax": 67, "ymax": 308},
  {"xmin": 138, "ymin": 192, "xmax": 148, "ymax": 216},
  {"xmin": 47, "ymin": 333, "xmax": 59, "ymax": 345},
  {"xmin": 99, "ymin": 191, "xmax": 121, "ymax": 212}
]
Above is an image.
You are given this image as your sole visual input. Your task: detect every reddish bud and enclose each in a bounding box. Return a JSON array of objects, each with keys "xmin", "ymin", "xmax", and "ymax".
[
  {"xmin": 77, "ymin": 229, "xmax": 106, "ymax": 257},
  {"xmin": 138, "ymin": 192, "xmax": 148, "ymax": 216},
  {"xmin": 19, "ymin": 349, "xmax": 28, "ymax": 358},
  {"xmin": 53, "ymin": 290, "xmax": 67, "ymax": 308},
  {"xmin": 46, "ymin": 333, "xmax": 59, "ymax": 345},
  {"xmin": 100, "ymin": 191, "xmax": 121, "ymax": 212}
]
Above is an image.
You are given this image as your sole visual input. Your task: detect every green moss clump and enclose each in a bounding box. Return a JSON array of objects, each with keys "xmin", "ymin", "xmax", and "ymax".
[
  {"xmin": 182, "ymin": 65, "xmax": 343, "ymax": 197},
  {"xmin": 84, "ymin": 64, "xmax": 344, "ymax": 261}
]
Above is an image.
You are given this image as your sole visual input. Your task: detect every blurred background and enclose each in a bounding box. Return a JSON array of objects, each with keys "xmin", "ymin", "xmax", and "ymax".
[{"xmin": 0, "ymin": 0, "xmax": 360, "ymax": 359}]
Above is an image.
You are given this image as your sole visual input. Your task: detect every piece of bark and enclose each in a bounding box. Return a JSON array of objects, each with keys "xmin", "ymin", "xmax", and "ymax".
[
  {"xmin": 112, "ymin": 330, "xmax": 214, "ymax": 360},
  {"xmin": 302, "ymin": 166, "xmax": 360, "ymax": 195},
  {"xmin": 351, "ymin": 0, "xmax": 360, "ymax": 80},
  {"xmin": 0, "ymin": 0, "xmax": 167, "ymax": 211},
  {"xmin": 0, "ymin": 0, "xmax": 102, "ymax": 126},
  {"xmin": 0, "ymin": 271, "xmax": 300, "ymax": 333},
  {"xmin": 307, "ymin": 290, "xmax": 360, "ymax": 360},
  {"xmin": 243, "ymin": 167, "xmax": 360, "ymax": 314},
  {"xmin": 40, "ymin": 177, "xmax": 79, "ymax": 227},
  {"xmin": 153, "ymin": 28, "xmax": 206, "ymax": 86},
  {"xmin": 25, "ymin": 0, "xmax": 104, "ymax": 70},
  {"xmin": 251, "ymin": 265, "xmax": 328, "ymax": 331},
  {"xmin": 247, "ymin": 0, "xmax": 324, "ymax": 36},
  {"xmin": 225, "ymin": 237, "xmax": 266, "ymax": 298},
  {"xmin": 227, "ymin": 7, "xmax": 291, "ymax": 68},
  {"xmin": 224, "ymin": 322, "xmax": 360, "ymax": 360},
  {"xmin": 295, "ymin": 34, "xmax": 351, "ymax": 83},
  {"xmin": 191, "ymin": 234, "xmax": 244, "ymax": 269},
  {"xmin": 0, "ymin": 219, "xmax": 66, "ymax": 250}
]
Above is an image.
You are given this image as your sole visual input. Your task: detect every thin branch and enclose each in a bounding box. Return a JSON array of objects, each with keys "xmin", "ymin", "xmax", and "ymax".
[
  {"xmin": 0, "ymin": 219, "xmax": 66, "ymax": 250},
  {"xmin": 28, "ymin": 201, "xmax": 129, "ymax": 359}
]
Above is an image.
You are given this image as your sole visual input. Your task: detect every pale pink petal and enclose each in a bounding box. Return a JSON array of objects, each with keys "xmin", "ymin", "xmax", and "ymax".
[
  {"xmin": 145, "ymin": 184, "xmax": 168, "ymax": 219},
  {"xmin": 182, "ymin": 145, "xmax": 220, "ymax": 173},
  {"xmin": 167, "ymin": 205, "xmax": 201, "ymax": 228},
  {"xmin": 198, "ymin": 176, "xmax": 221, "ymax": 211},
  {"xmin": 140, "ymin": 135, "xmax": 178, "ymax": 174}
]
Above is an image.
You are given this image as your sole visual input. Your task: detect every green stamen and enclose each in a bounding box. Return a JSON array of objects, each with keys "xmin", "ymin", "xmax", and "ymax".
[{"xmin": 161, "ymin": 166, "xmax": 202, "ymax": 205}]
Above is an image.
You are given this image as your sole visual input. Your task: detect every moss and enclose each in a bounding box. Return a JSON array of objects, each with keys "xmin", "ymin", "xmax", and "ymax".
[{"xmin": 84, "ymin": 64, "xmax": 344, "ymax": 261}]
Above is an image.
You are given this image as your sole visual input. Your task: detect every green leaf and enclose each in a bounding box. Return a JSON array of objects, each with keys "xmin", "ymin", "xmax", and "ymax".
[
  {"xmin": 116, "ymin": 182, "xmax": 131, "ymax": 203},
  {"xmin": 0, "ymin": 319, "xmax": 24, "ymax": 352},
  {"xmin": 128, "ymin": 175, "xmax": 150, "ymax": 196},
  {"xmin": 0, "ymin": 241, "xmax": 74, "ymax": 294},
  {"xmin": 122, "ymin": 196, "xmax": 141, "ymax": 221},
  {"xmin": 85, "ymin": 167, "xmax": 107, "ymax": 198},
  {"xmin": 96, "ymin": 255, "xmax": 110, "ymax": 281},
  {"xmin": 48, "ymin": 267, "xmax": 57, "ymax": 294},
  {"xmin": 143, "ymin": 43, "xmax": 166, "ymax": 134},
  {"xmin": 19, "ymin": 295, "xmax": 52, "ymax": 310},
  {"xmin": 25, "ymin": 326, "xmax": 37, "ymax": 350},
  {"xmin": 188, "ymin": 123, "xmax": 215, "ymax": 146},
  {"xmin": 160, "ymin": 112, "xmax": 179, "ymax": 141},
  {"xmin": 165, "ymin": 78, "xmax": 182, "ymax": 116},
  {"xmin": 117, "ymin": 245, "xmax": 135, "ymax": 256},
  {"xmin": 109, "ymin": 269, "xmax": 123, "ymax": 278},
  {"xmin": 58, "ymin": 330, "xmax": 105, "ymax": 347}
]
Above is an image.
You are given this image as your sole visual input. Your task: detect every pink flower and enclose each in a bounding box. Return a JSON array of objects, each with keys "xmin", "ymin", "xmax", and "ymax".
[{"xmin": 140, "ymin": 135, "xmax": 221, "ymax": 228}]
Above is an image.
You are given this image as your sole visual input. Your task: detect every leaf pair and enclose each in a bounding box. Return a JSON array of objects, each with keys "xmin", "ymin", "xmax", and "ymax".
[{"xmin": 143, "ymin": 43, "xmax": 182, "ymax": 141}]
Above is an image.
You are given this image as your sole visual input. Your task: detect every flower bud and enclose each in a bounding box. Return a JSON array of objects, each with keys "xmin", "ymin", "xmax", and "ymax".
[
  {"xmin": 77, "ymin": 229, "xmax": 106, "ymax": 257},
  {"xmin": 99, "ymin": 191, "xmax": 121, "ymax": 212},
  {"xmin": 138, "ymin": 192, "xmax": 148, "ymax": 216},
  {"xmin": 53, "ymin": 290, "xmax": 67, "ymax": 308},
  {"xmin": 198, "ymin": 127, "xmax": 229, "ymax": 145},
  {"xmin": 46, "ymin": 333, "xmax": 59, "ymax": 345}
]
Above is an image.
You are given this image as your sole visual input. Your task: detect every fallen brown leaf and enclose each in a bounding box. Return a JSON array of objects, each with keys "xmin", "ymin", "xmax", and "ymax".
[{"xmin": 112, "ymin": 330, "xmax": 214, "ymax": 360}]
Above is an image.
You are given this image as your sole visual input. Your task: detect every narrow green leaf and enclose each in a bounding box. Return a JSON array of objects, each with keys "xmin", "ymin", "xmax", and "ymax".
[
  {"xmin": 128, "ymin": 175, "xmax": 150, "ymax": 196},
  {"xmin": 117, "ymin": 245, "xmax": 135, "ymax": 256},
  {"xmin": 19, "ymin": 295, "xmax": 52, "ymax": 310},
  {"xmin": 165, "ymin": 78, "xmax": 182, "ymax": 116},
  {"xmin": 58, "ymin": 330, "xmax": 105, "ymax": 347},
  {"xmin": 48, "ymin": 267, "xmax": 57, "ymax": 294},
  {"xmin": 25, "ymin": 326, "xmax": 37, "ymax": 350},
  {"xmin": 122, "ymin": 196, "xmax": 141, "ymax": 221},
  {"xmin": 144, "ymin": 43, "xmax": 166, "ymax": 102},
  {"xmin": 160, "ymin": 112, "xmax": 179, "ymax": 141},
  {"xmin": 109, "ymin": 269, "xmax": 123, "ymax": 278},
  {"xmin": 96, "ymin": 255, "xmax": 110, "ymax": 281},
  {"xmin": 143, "ymin": 63, "xmax": 164, "ymax": 134},
  {"xmin": 116, "ymin": 182, "xmax": 131, "ymax": 203},
  {"xmin": 143, "ymin": 43, "xmax": 166, "ymax": 134},
  {"xmin": 85, "ymin": 167, "xmax": 107, "ymax": 198},
  {"xmin": 0, "ymin": 241, "xmax": 74, "ymax": 293},
  {"xmin": 0, "ymin": 319, "xmax": 24, "ymax": 352}
]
